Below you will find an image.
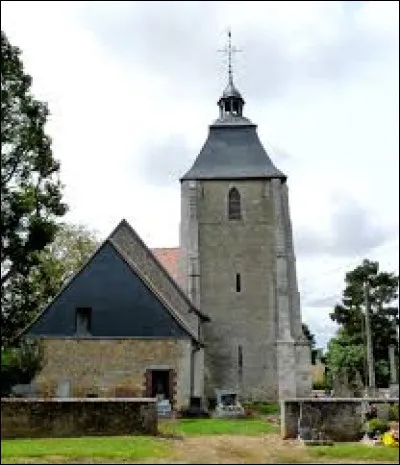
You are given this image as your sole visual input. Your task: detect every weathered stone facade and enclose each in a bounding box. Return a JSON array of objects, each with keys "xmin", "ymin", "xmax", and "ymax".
[
  {"xmin": 180, "ymin": 178, "xmax": 311, "ymax": 401},
  {"xmin": 33, "ymin": 339, "xmax": 194, "ymax": 408}
]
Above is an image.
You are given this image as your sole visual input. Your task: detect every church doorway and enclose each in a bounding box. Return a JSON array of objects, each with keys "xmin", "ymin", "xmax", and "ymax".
[{"xmin": 144, "ymin": 369, "xmax": 175, "ymax": 405}]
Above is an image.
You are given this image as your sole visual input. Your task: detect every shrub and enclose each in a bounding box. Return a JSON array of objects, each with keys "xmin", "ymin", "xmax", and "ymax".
[
  {"xmin": 241, "ymin": 402, "xmax": 280, "ymax": 416},
  {"xmin": 1, "ymin": 340, "xmax": 43, "ymax": 396},
  {"xmin": 366, "ymin": 418, "xmax": 389, "ymax": 435},
  {"xmin": 312, "ymin": 380, "xmax": 327, "ymax": 390}
]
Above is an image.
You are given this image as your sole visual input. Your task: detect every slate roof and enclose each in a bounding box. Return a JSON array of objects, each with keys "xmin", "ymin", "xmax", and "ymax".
[
  {"xmin": 19, "ymin": 220, "xmax": 210, "ymax": 342},
  {"xmin": 23, "ymin": 240, "xmax": 201, "ymax": 343},
  {"xmin": 181, "ymin": 117, "xmax": 286, "ymax": 181}
]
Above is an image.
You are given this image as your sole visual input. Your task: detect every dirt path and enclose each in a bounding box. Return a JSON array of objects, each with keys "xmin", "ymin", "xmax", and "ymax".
[{"xmin": 150, "ymin": 434, "xmax": 394, "ymax": 464}]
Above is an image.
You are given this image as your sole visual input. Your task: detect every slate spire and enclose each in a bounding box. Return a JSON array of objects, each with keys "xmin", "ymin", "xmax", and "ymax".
[{"xmin": 180, "ymin": 31, "xmax": 286, "ymax": 181}]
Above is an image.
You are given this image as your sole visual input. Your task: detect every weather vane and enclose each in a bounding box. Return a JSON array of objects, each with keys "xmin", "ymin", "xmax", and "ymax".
[{"xmin": 218, "ymin": 28, "xmax": 242, "ymax": 84}]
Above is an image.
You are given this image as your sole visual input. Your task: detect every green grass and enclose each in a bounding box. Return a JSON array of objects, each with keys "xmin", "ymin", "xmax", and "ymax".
[
  {"xmin": 160, "ymin": 417, "xmax": 279, "ymax": 436},
  {"xmin": 1, "ymin": 435, "xmax": 172, "ymax": 461},
  {"xmin": 308, "ymin": 442, "xmax": 399, "ymax": 462},
  {"xmin": 241, "ymin": 401, "xmax": 280, "ymax": 416}
]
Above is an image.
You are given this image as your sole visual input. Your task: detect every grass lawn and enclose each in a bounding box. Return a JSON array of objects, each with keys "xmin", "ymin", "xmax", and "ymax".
[
  {"xmin": 1, "ymin": 419, "xmax": 398, "ymax": 464},
  {"xmin": 1, "ymin": 435, "xmax": 172, "ymax": 462},
  {"xmin": 159, "ymin": 417, "xmax": 279, "ymax": 436},
  {"xmin": 308, "ymin": 442, "xmax": 399, "ymax": 462}
]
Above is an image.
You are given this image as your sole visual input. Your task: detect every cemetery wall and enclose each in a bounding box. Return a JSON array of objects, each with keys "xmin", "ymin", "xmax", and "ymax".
[
  {"xmin": 281, "ymin": 397, "xmax": 399, "ymax": 441},
  {"xmin": 1, "ymin": 398, "xmax": 157, "ymax": 438}
]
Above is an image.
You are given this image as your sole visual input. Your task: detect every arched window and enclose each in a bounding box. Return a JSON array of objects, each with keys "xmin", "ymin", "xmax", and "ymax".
[{"xmin": 228, "ymin": 187, "xmax": 241, "ymax": 220}]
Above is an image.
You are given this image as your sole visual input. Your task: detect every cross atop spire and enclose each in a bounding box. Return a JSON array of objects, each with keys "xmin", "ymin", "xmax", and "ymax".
[
  {"xmin": 217, "ymin": 29, "xmax": 245, "ymax": 120},
  {"xmin": 218, "ymin": 28, "xmax": 242, "ymax": 85}
]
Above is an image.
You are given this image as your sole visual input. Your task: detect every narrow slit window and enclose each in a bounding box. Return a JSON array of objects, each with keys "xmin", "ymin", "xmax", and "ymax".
[
  {"xmin": 236, "ymin": 273, "xmax": 241, "ymax": 292},
  {"xmin": 238, "ymin": 345, "xmax": 243, "ymax": 369},
  {"xmin": 76, "ymin": 307, "xmax": 92, "ymax": 335},
  {"xmin": 228, "ymin": 187, "xmax": 241, "ymax": 220}
]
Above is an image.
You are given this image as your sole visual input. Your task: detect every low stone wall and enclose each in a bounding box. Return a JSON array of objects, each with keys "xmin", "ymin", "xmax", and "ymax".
[
  {"xmin": 1, "ymin": 398, "xmax": 157, "ymax": 439},
  {"xmin": 281, "ymin": 397, "xmax": 399, "ymax": 442}
]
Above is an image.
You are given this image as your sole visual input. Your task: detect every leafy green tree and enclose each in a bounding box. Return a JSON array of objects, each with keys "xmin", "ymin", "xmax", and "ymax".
[
  {"xmin": 1, "ymin": 341, "xmax": 43, "ymax": 396},
  {"xmin": 302, "ymin": 322, "xmax": 321, "ymax": 365},
  {"xmin": 2, "ymin": 223, "xmax": 99, "ymax": 344},
  {"xmin": 302, "ymin": 322, "xmax": 316, "ymax": 348},
  {"xmin": 326, "ymin": 259, "xmax": 398, "ymax": 387},
  {"xmin": 1, "ymin": 30, "xmax": 67, "ymax": 307}
]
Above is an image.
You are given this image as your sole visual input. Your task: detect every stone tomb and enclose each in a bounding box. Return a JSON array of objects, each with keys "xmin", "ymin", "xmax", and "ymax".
[{"xmin": 214, "ymin": 389, "xmax": 244, "ymax": 418}]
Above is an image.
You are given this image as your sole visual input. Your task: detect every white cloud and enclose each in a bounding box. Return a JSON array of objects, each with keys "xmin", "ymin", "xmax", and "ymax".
[{"xmin": 2, "ymin": 0, "xmax": 398, "ymax": 348}]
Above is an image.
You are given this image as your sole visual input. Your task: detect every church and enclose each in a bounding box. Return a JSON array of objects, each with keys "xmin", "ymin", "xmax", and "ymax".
[{"xmin": 23, "ymin": 38, "xmax": 312, "ymax": 406}]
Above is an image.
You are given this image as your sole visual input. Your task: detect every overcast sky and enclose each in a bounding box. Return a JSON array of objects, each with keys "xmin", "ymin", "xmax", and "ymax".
[{"xmin": 2, "ymin": 1, "xmax": 399, "ymax": 348}]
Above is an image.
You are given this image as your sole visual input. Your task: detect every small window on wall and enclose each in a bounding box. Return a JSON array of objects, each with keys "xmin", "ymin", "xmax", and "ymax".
[
  {"xmin": 228, "ymin": 187, "xmax": 241, "ymax": 220},
  {"xmin": 76, "ymin": 307, "xmax": 92, "ymax": 335},
  {"xmin": 236, "ymin": 273, "xmax": 241, "ymax": 292},
  {"xmin": 238, "ymin": 345, "xmax": 243, "ymax": 369}
]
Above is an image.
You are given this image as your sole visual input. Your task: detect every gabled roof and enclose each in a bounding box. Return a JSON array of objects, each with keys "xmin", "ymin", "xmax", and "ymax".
[
  {"xmin": 19, "ymin": 219, "xmax": 210, "ymax": 343},
  {"xmin": 109, "ymin": 220, "xmax": 209, "ymax": 322}
]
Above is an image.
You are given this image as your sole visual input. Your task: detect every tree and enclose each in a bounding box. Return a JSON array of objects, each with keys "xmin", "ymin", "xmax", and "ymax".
[
  {"xmin": 302, "ymin": 322, "xmax": 323, "ymax": 366},
  {"xmin": 326, "ymin": 259, "xmax": 399, "ymax": 387},
  {"xmin": 2, "ymin": 223, "xmax": 99, "ymax": 345},
  {"xmin": 1, "ymin": 30, "xmax": 67, "ymax": 294},
  {"xmin": 302, "ymin": 322, "xmax": 316, "ymax": 348}
]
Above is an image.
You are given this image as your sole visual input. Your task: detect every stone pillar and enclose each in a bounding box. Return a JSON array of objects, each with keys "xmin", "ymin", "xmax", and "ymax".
[
  {"xmin": 272, "ymin": 179, "xmax": 296, "ymax": 399},
  {"xmin": 295, "ymin": 338, "xmax": 312, "ymax": 398},
  {"xmin": 280, "ymin": 181, "xmax": 312, "ymax": 398},
  {"xmin": 280, "ymin": 183, "xmax": 303, "ymax": 340}
]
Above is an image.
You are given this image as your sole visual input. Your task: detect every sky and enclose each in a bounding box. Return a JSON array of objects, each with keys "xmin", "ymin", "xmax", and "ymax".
[{"xmin": 2, "ymin": 1, "xmax": 399, "ymax": 348}]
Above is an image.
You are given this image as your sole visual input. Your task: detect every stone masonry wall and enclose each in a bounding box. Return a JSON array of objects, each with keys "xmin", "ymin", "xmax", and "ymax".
[
  {"xmin": 33, "ymin": 339, "xmax": 192, "ymax": 408},
  {"xmin": 193, "ymin": 180, "xmax": 279, "ymax": 400},
  {"xmin": 1, "ymin": 398, "xmax": 157, "ymax": 438},
  {"xmin": 281, "ymin": 398, "xmax": 400, "ymax": 441}
]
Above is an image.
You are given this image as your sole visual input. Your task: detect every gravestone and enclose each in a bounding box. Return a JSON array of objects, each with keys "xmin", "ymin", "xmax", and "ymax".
[
  {"xmin": 351, "ymin": 370, "xmax": 364, "ymax": 397},
  {"xmin": 214, "ymin": 389, "xmax": 244, "ymax": 418},
  {"xmin": 11, "ymin": 382, "xmax": 37, "ymax": 398},
  {"xmin": 55, "ymin": 379, "xmax": 71, "ymax": 398},
  {"xmin": 156, "ymin": 398, "xmax": 172, "ymax": 417}
]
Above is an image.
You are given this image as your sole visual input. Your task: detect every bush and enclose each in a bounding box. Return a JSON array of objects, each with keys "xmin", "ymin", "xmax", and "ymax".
[
  {"xmin": 366, "ymin": 418, "xmax": 389, "ymax": 435},
  {"xmin": 312, "ymin": 380, "xmax": 327, "ymax": 390},
  {"xmin": 1, "ymin": 341, "xmax": 43, "ymax": 396},
  {"xmin": 388, "ymin": 404, "xmax": 399, "ymax": 421}
]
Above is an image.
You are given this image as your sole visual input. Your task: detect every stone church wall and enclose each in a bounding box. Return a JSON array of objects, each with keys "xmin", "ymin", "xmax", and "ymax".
[
  {"xmin": 33, "ymin": 339, "xmax": 192, "ymax": 408},
  {"xmin": 184, "ymin": 179, "xmax": 279, "ymax": 400}
]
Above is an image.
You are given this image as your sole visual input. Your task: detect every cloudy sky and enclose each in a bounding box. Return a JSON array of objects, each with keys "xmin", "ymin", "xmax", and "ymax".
[{"xmin": 2, "ymin": 1, "xmax": 399, "ymax": 348}]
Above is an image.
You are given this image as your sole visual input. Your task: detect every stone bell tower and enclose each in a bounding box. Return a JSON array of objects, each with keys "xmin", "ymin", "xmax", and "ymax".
[{"xmin": 179, "ymin": 32, "xmax": 311, "ymax": 401}]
